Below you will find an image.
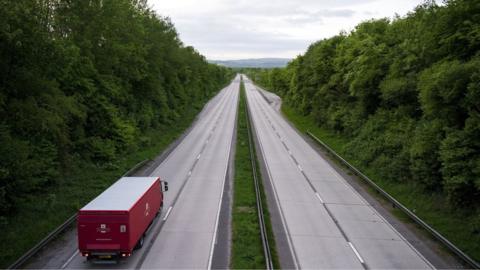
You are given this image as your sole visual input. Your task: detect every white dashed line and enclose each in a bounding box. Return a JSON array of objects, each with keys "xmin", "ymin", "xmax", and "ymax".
[
  {"xmin": 197, "ymin": 154, "xmax": 201, "ymax": 160},
  {"xmin": 315, "ymin": 193, "xmax": 324, "ymax": 204},
  {"xmin": 348, "ymin": 242, "xmax": 365, "ymax": 264},
  {"xmin": 163, "ymin": 206, "xmax": 173, "ymax": 221},
  {"xmin": 61, "ymin": 250, "xmax": 78, "ymax": 269},
  {"xmin": 297, "ymin": 164, "xmax": 303, "ymax": 172}
]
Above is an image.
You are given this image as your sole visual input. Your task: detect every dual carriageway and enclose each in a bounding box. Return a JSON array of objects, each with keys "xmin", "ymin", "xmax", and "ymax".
[{"xmin": 23, "ymin": 75, "xmax": 460, "ymax": 269}]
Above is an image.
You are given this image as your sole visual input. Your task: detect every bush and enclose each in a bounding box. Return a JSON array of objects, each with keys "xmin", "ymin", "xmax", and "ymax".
[
  {"xmin": 248, "ymin": 0, "xmax": 480, "ymax": 210},
  {"xmin": 0, "ymin": 0, "xmax": 232, "ymax": 215},
  {"xmin": 409, "ymin": 120, "xmax": 443, "ymax": 190},
  {"xmin": 440, "ymin": 117, "xmax": 480, "ymax": 207}
]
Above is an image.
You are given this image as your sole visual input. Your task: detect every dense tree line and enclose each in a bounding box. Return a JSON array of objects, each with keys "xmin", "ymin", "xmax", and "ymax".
[
  {"xmin": 0, "ymin": 0, "xmax": 232, "ymax": 216},
  {"xmin": 249, "ymin": 0, "xmax": 480, "ymax": 209}
]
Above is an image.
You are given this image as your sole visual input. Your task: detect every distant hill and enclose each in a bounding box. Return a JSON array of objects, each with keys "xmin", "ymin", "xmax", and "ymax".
[{"xmin": 209, "ymin": 58, "xmax": 291, "ymax": 68}]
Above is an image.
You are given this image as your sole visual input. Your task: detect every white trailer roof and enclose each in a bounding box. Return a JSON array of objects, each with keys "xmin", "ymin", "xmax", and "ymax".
[{"xmin": 81, "ymin": 177, "xmax": 159, "ymax": 211}]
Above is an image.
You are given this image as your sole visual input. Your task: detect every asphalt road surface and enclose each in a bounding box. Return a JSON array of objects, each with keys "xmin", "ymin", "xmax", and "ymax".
[
  {"xmin": 244, "ymin": 76, "xmax": 434, "ymax": 269},
  {"xmin": 25, "ymin": 74, "xmax": 443, "ymax": 269},
  {"xmin": 52, "ymin": 75, "xmax": 240, "ymax": 269}
]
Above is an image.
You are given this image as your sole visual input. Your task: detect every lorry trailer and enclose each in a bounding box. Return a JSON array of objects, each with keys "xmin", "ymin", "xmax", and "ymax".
[{"xmin": 77, "ymin": 177, "xmax": 168, "ymax": 261}]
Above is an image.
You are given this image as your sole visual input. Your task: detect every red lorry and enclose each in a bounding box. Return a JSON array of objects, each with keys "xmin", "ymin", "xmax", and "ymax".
[{"xmin": 77, "ymin": 177, "xmax": 168, "ymax": 261}]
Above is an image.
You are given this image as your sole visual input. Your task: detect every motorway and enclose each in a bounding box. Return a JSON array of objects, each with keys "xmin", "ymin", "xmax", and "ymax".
[
  {"xmin": 244, "ymin": 76, "xmax": 434, "ymax": 269},
  {"xmin": 138, "ymin": 74, "xmax": 238, "ymax": 268},
  {"xmin": 41, "ymin": 75, "xmax": 240, "ymax": 269},
  {"xmin": 24, "ymin": 74, "xmax": 445, "ymax": 269}
]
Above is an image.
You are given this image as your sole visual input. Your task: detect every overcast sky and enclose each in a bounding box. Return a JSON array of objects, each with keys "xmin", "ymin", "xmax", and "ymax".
[{"xmin": 149, "ymin": 0, "xmax": 427, "ymax": 60}]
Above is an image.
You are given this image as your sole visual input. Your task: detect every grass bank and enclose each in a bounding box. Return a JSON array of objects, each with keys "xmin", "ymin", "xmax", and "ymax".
[
  {"xmin": 281, "ymin": 104, "xmax": 480, "ymax": 263},
  {"xmin": 0, "ymin": 94, "xmax": 218, "ymax": 268},
  {"xmin": 231, "ymin": 80, "xmax": 278, "ymax": 268}
]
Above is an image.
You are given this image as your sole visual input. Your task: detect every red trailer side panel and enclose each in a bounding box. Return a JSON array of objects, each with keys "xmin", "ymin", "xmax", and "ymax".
[{"xmin": 127, "ymin": 180, "xmax": 162, "ymax": 250}]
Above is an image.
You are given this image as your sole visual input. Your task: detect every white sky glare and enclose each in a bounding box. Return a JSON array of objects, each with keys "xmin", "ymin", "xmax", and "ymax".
[{"xmin": 149, "ymin": 0, "xmax": 426, "ymax": 60}]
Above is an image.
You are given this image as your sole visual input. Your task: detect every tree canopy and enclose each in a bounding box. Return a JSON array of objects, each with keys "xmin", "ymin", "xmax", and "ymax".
[
  {"xmin": 248, "ymin": 0, "xmax": 480, "ymax": 209},
  {"xmin": 0, "ymin": 0, "xmax": 232, "ymax": 216}
]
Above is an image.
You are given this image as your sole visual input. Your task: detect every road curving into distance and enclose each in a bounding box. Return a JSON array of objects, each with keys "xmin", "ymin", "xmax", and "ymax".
[
  {"xmin": 24, "ymin": 74, "xmax": 444, "ymax": 269},
  {"xmin": 243, "ymin": 75, "xmax": 434, "ymax": 269},
  {"xmin": 137, "ymin": 73, "xmax": 239, "ymax": 269},
  {"xmin": 30, "ymin": 75, "xmax": 240, "ymax": 269}
]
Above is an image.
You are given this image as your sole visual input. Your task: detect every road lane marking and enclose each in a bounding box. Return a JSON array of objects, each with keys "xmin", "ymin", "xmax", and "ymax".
[
  {"xmin": 207, "ymin": 99, "xmax": 237, "ymax": 269},
  {"xmin": 348, "ymin": 242, "xmax": 365, "ymax": 264},
  {"xmin": 315, "ymin": 193, "xmax": 324, "ymax": 204},
  {"xmin": 259, "ymin": 97, "xmax": 367, "ymax": 269},
  {"xmin": 61, "ymin": 250, "xmax": 78, "ymax": 269},
  {"xmin": 197, "ymin": 154, "xmax": 201, "ymax": 160},
  {"xmin": 134, "ymin": 81, "xmax": 237, "ymax": 269},
  {"xmin": 250, "ymin": 100, "xmax": 300, "ymax": 270},
  {"xmin": 163, "ymin": 206, "xmax": 173, "ymax": 221}
]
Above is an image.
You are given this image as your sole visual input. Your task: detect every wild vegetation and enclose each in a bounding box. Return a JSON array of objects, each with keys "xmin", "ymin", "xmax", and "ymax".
[
  {"xmin": 231, "ymin": 79, "xmax": 278, "ymax": 269},
  {"xmin": 0, "ymin": 0, "xmax": 231, "ymax": 266},
  {"xmin": 247, "ymin": 0, "xmax": 480, "ymax": 261},
  {"xmin": 232, "ymin": 80, "xmax": 265, "ymax": 268}
]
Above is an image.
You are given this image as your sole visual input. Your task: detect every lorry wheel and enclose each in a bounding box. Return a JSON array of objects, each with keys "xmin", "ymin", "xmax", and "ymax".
[{"xmin": 134, "ymin": 235, "xmax": 145, "ymax": 250}]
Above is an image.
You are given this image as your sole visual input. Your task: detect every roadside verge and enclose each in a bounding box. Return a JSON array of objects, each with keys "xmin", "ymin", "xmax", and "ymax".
[{"xmin": 231, "ymin": 78, "xmax": 278, "ymax": 269}]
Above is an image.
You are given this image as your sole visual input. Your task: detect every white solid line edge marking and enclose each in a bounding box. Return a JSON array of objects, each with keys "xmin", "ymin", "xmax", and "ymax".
[
  {"xmin": 315, "ymin": 192, "xmax": 324, "ymax": 204},
  {"xmin": 348, "ymin": 242, "xmax": 365, "ymax": 264},
  {"xmin": 207, "ymin": 86, "xmax": 237, "ymax": 270},
  {"xmin": 61, "ymin": 250, "xmax": 78, "ymax": 269},
  {"xmin": 248, "ymin": 87, "xmax": 300, "ymax": 269},
  {"xmin": 163, "ymin": 206, "xmax": 173, "ymax": 221},
  {"xmin": 251, "ymin": 80, "xmax": 430, "ymax": 269}
]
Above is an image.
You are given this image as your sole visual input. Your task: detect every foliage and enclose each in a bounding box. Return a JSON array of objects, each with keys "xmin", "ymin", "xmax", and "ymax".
[
  {"xmin": 232, "ymin": 80, "xmax": 265, "ymax": 268},
  {"xmin": 0, "ymin": 0, "xmax": 232, "ymax": 217},
  {"xmin": 246, "ymin": 0, "xmax": 480, "ymax": 209},
  {"xmin": 0, "ymin": 106, "xmax": 206, "ymax": 267}
]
